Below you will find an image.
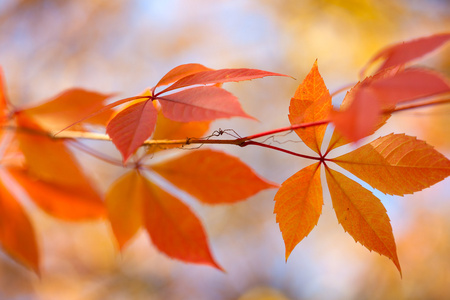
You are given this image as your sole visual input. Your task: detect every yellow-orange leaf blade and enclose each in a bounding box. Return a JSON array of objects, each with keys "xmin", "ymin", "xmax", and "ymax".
[
  {"xmin": 151, "ymin": 149, "xmax": 277, "ymax": 204},
  {"xmin": 325, "ymin": 167, "xmax": 401, "ymax": 275},
  {"xmin": 274, "ymin": 163, "xmax": 322, "ymax": 260},
  {"xmin": 0, "ymin": 176, "xmax": 39, "ymax": 274},
  {"xmin": 105, "ymin": 171, "xmax": 144, "ymax": 249},
  {"xmin": 289, "ymin": 60, "xmax": 331, "ymax": 154},
  {"xmin": 332, "ymin": 133, "xmax": 450, "ymax": 196},
  {"xmin": 141, "ymin": 177, "xmax": 222, "ymax": 270},
  {"xmin": 148, "ymin": 104, "xmax": 210, "ymax": 153}
]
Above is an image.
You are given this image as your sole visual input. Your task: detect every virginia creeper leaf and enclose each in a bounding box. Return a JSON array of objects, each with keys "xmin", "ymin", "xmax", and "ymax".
[
  {"xmin": 361, "ymin": 33, "xmax": 450, "ymax": 76},
  {"xmin": 325, "ymin": 167, "xmax": 401, "ymax": 275},
  {"xmin": 141, "ymin": 175, "xmax": 222, "ymax": 269},
  {"xmin": 153, "ymin": 63, "xmax": 213, "ymax": 90},
  {"xmin": 158, "ymin": 68, "xmax": 289, "ymax": 95},
  {"xmin": 274, "ymin": 163, "xmax": 322, "ymax": 260},
  {"xmin": 148, "ymin": 103, "xmax": 211, "ymax": 153},
  {"xmin": 106, "ymin": 100, "xmax": 158, "ymax": 163},
  {"xmin": 0, "ymin": 176, "xmax": 39, "ymax": 274},
  {"xmin": 0, "ymin": 67, "xmax": 9, "ymax": 123},
  {"xmin": 327, "ymin": 67, "xmax": 400, "ymax": 151},
  {"xmin": 105, "ymin": 171, "xmax": 144, "ymax": 249},
  {"xmin": 8, "ymin": 168, "xmax": 105, "ymax": 221},
  {"xmin": 330, "ymin": 68, "xmax": 450, "ymax": 143},
  {"xmin": 331, "ymin": 133, "xmax": 450, "ymax": 196},
  {"xmin": 158, "ymin": 86, "xmax": 254, "ymax": 122},
  {"xmin": 20, "ymin": 88, "xmax": 114, "ymax": 131},
  {"xmin": 289, "ymin": 60, "xmax": 331, "ymax": 154},
  {"xmin": 151, "ymin": 149, "xmax": 277, "ymax": 204},
  {"xmin": 14, "ymin": 114, "xmax": 104, "ymax": 220}
]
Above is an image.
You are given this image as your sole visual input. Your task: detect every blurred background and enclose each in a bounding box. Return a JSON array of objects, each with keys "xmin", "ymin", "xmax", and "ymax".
[{"xmin": 0, "ymin": 0, "xmax": 449, "ymax": 299}]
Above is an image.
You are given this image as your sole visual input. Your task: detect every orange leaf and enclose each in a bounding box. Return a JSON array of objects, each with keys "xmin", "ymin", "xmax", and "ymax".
[
  {"xmin": 288, "ymin": 60, "xmax": 331, "ymax": 154},
  {"xmin": 8, "ymin": 168, "xmax": 104, "ymax": 221},
  {"xmin": 151, "ymin": 149, "xmax": 277, "ymax": 204},
  {"xmin": 325, "ymin": 167, "xmax": 401, "ymax": 275},
  {"xmin": 0, "ymin": 175, "xmax": 39, "ymax": 274},
  {"xmin": 14, "ymin": 114, "xmax": 104, "ymax": 220},
  {"xmin": 149, "ymin": 104, "xmax": 211, "ymax": 153},
  {"xmin": 19, "ymin": 88, "xmax": 114, "ymax": 131},
  {"xmin": 140, "ymin": 175, "xmax": 222, "ymax": 269},
  {"xmin": 153, "ymin": 63, "xmax": 214, "ymax": 90},
  {"xmin": 361, "ymin": 32, "xmax": 450, "ymax": 76},
  {"xmin": 331, "ymin": 133, "xmax": 450, "ymax": 196},
  {"xmin": 158, "ymin": 68, "xmax": 289, "ymax": 95},
  {"xmin": 0, "ymin": 67, "xmax": 9, "ymax": 123},
  {"xmin": 106, "ymin": 100, "xmax": 158, "ymax": 163},
  {"xmin": 274, "ymin": 163, "xmax": 322, "ymax": 260},
  {"xmin": 158, "ymin": 86, "xmax": 255, "ymax": 122},
  {"xmin": 105, "ymin": 171, "xmax": 144, "ymax": 249}
]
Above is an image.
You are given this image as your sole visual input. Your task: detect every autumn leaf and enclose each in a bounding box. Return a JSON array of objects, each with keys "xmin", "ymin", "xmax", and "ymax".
[
  {"xmin": 151, "ymin": 149, "xmax": 277, "ymax": 204},
  {"xmin": 288, "ymin": 60, "xmax": 331, "ymax": 154},
  {"xmin": 325, "ymin": 167, "xmax": 401, "ymax": 275},
  {"xmin": 331, "ymin": 133, "xmax": 450, "ymax": 196},
  {"xmin": 106, "ymin": 170, "xmax": 222, "ymax": 269},
  {"xmin": 156, "ymin": 68, "xmax": 289, "ymax": 95},
  {"xmin": 20, "ymin": 88, "xmax": 115, "ymax": 132},
  {"xmin": 14, "ymin": 113, "xmax": 104, "ymax": 220},
  {"xmin": 153, "ymin": 63, "xmax": 214, "ymax": 90},
  {"xmin": 148, "ymin": 102, "xmax": 211, "ymax": 153},
  {"xmin": 0, "ymin": 67, "xmax": 9, "ymax": 123},
  {"xmin": 106, "ymin": 100, "xmax": 158, "ymax": 163},
  {"xmin": 142, "ymin": 177, "xmax": 222, "ymax": 270},
  {"xmin": 361, "ymin": 32, "xmax": 450, "ymax": 77},
  {"xmin": 330, "ymin": 68, "xmax": 450, "ymax": 143},
  {"xmin": 274, "ymin": 162, "xmax": 322, "ymax": 260},
  {"xmin": 326, "ymin": 67, "xmax": 400, "ymax": 152},
  {"xmin": 158, "ymin": 86, "xmax": 254, "ymax": 122},
  {"xmin": 0, "ymin": 175, "xmax": 39, "ymax": 274},
  {"xmin": 105, "ymin": 171, "xmax": 145, "ymax": 249}
]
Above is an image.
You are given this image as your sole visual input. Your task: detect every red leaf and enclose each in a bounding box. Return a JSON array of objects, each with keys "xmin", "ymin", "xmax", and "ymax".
[
  {"xmin": 151, "ymin": 149, "xmax": 277, "ymax": 204},
  {"xmin": 361, "ymin": 33, "xmax": 450, "ymax": 76},
  {"xmin": 158, "ymin": 68, "xmax": 289, "ymax": 95},
  {"xmin": 158, "ymin": 86, "xmax": 254, "ymax": 122},
  {"xmin": 153, "ymin": 63, "xmax": 214, "ymax": 90},
  {"xmin": 330, "ymin": 68, "xmax": 450, "ymax": 143},
  {"xmin": 141, "ymin": 175, "xmax": 222, "ymax": 270},
  {"xmin": 106, "ymin": 100, "xmax": 158, "ymax": 163},
  {"xmin": 369, "ymin": 68, "xmax": 450, "ymax": 105},
  {"xmin": 0, "ymin": 175, "xmax": 39, "ymax": 274}
]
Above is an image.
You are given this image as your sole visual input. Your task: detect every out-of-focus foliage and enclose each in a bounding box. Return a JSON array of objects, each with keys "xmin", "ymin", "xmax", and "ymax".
[{"xmin": 0, "ymin": 0, "xmax": 449, "ymax": 299}]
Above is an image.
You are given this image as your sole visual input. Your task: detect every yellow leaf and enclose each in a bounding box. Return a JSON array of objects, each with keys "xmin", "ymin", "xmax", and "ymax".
[{"xmin": 151, "ymin": 149, "xmax": 277, "ymax": 204}]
